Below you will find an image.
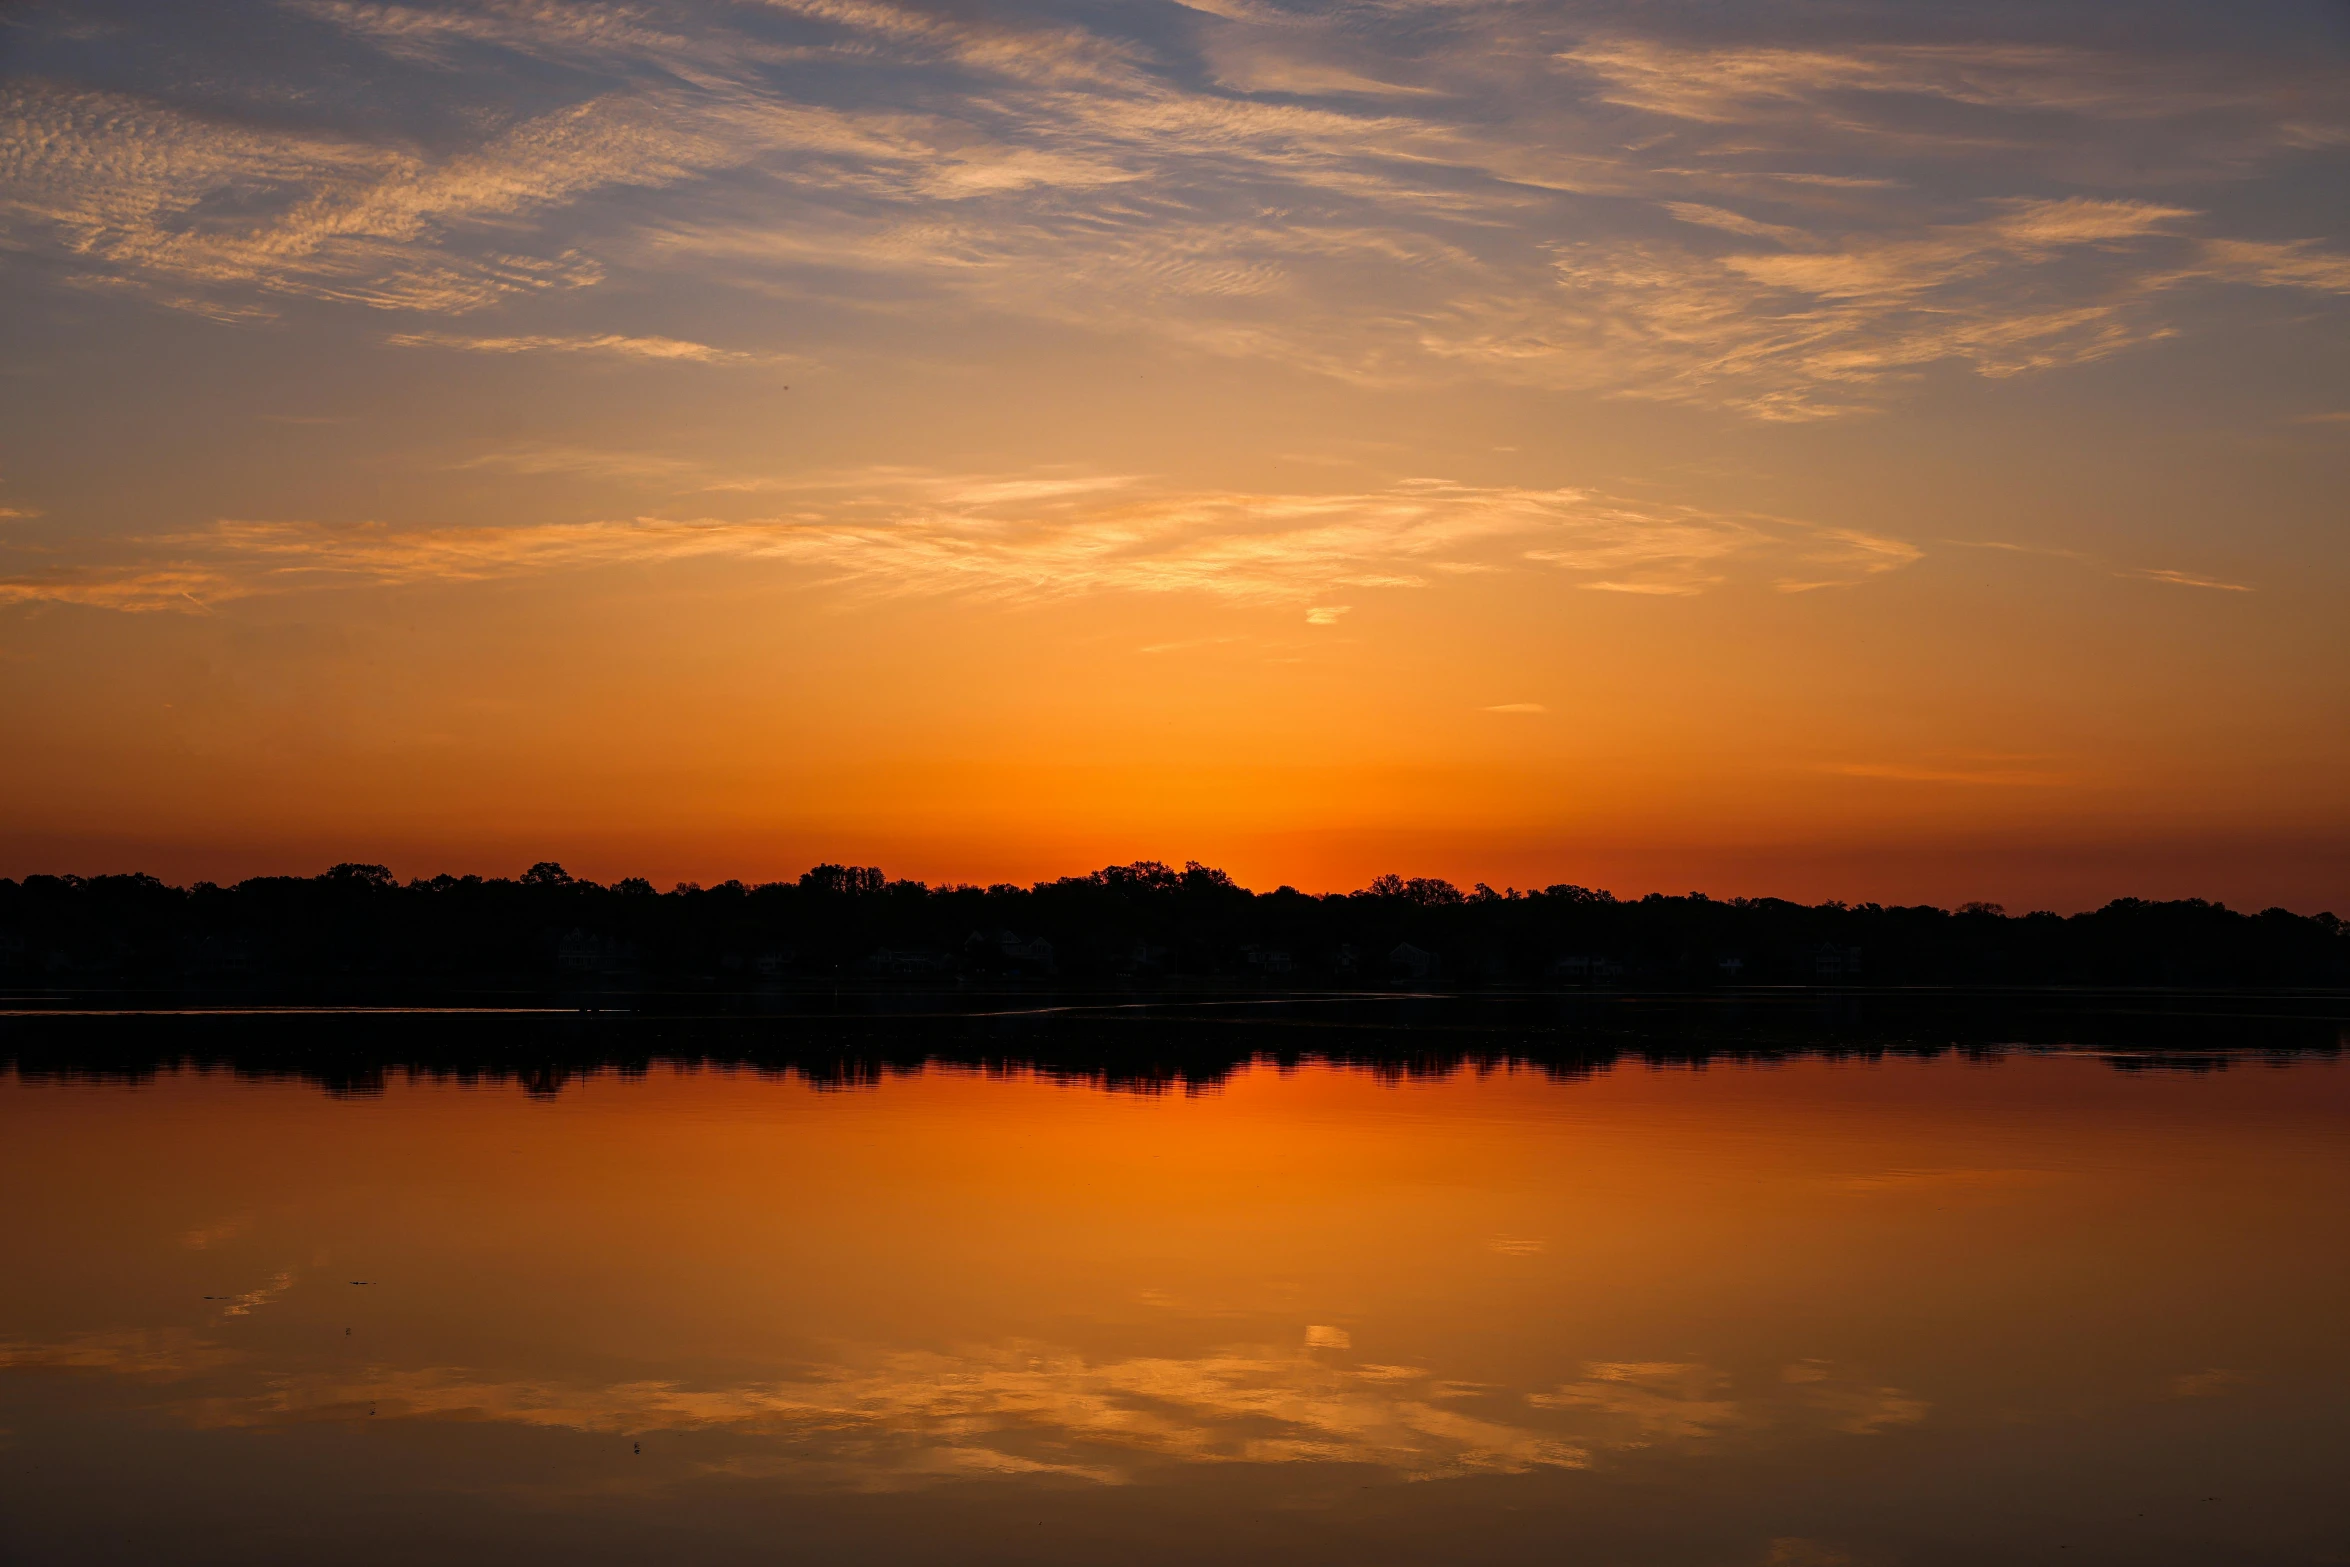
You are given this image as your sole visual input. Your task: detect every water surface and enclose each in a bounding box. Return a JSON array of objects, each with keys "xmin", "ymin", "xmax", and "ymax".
[{"xmin": 2, "ymin": 1024, "xmax": 2345, "ymax": 1565}]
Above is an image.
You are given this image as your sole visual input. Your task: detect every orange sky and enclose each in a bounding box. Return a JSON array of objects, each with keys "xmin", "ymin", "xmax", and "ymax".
[{"xmin": 1, "ymin": 1, "xmax": 2346, "ymax": 909}]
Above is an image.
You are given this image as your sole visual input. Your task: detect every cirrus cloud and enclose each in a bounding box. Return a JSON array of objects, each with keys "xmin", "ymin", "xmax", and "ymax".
[{"xmin": 0, "ymin": 470, "xmax": 1919, "ymax": 611}]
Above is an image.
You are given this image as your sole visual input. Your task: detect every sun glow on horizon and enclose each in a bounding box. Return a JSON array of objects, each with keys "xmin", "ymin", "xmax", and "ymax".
[{"xmin": 1, "ymin": 0, "xmax": 2345, "ymax": 909}]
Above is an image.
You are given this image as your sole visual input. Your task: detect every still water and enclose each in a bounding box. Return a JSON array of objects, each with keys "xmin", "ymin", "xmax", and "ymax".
[{"xmin": 2, "ymin": 1026, "xmax": 2346, "ymax": 1565}]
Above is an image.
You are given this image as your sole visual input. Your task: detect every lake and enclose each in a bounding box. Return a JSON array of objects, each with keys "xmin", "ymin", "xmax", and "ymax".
[{"xmin": 1, "ymin": 999, "xmax": 2345, "ymax": 1565}]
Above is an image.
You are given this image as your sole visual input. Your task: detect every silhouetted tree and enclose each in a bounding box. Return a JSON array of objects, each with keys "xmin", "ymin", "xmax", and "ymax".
[{"xmin": 0, "ymin": 860, "xmax": 2340, "ymax": 995}]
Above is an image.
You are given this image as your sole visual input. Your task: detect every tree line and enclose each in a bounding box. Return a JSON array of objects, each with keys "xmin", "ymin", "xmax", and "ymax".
[{"xmin": 0, "ymin": 859, "xmax": 2342, "ymax": 995}]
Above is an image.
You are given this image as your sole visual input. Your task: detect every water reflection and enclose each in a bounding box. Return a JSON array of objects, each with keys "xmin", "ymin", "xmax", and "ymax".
[
  {"xmin": 1, "ymin": 1018, "xmax": 2345, "ymax": 1565},
  {"xmin": 2, "ymin": 1325, "xmax": 1940, "ymax": 1487}
]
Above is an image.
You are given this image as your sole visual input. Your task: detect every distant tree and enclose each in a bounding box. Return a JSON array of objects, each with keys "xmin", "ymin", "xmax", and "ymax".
[
  {"xmin": 1357, "ymin": 873, "xmax": 1464, "ymax": 905},
  {"xmin": 5, "ymin": 859, "xmax": 2342, "ymax": 996},
  {"xmin": 1095, "ymin": 861, "xmax": 1181, "ymax": 893},
  {"xmin": 800, "ymin": 864, "xmax": 885, "ymax": 895}
]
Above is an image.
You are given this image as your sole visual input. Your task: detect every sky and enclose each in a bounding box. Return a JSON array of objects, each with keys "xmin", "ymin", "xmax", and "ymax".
[{"xmin": 0, "ymin": 0, "xmax": 2345, "ymax": 910}]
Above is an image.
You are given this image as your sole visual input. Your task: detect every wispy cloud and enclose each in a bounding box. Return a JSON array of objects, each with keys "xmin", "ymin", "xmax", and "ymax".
[
  {"xmin": 1529, "ymin": 198, "xmax": 2292, "ymax": 419},
  {"xmin": 0, "ymin": 472, "xmax": 1919, "ymax": 611},
  {"xmin": 3, "ymin": 4, "xmax": 2342, "ymax": 420},
  {"xmin": 387, "ymin": 330, "xmax": 778, "ymax": 363},
  {"xmin": 1555, "ymin": 39, "xmax": 2303, "ymax": 127},
  {"xmin": 450, "ymin": 445, "xmax": 708, "ymax": 483},
  {"xmin": 1, "ymin": 1327, "xmax": 1922, "ymax": 1487},
  {"xmin": 180, "ymin": 1214, "xmax": 254, "ymax": 1251},
  {"xmin": 2130, "ymin": 568, "xmax": 2254, "ymax": 592},
  {"xmin": 1948, "ymin": 537, "xmax": 2255, "ymax": 594}
]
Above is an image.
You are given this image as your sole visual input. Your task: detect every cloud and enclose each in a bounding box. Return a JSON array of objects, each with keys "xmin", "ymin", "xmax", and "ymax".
[
  {"xmin": 0, "ymin": 74, "xmax": 1089, "ymax": 314},
  {"xmin": 1665, "ymin": 203, "xmax": 1811, "ymax": 246},
  {"xmin": 747, "ymin": 0, "xmax": 1152, "ymax": 91},
  {"xmin": 1527, "ymin": 1357, "xmax": 1925, "ymax": 1445},
  {"xmin": 180, "ymin": 1214, "xmax": 254, "ymax": 1251},
  {"xmin": 210, "ymin": 1269, "xmax": 297, "ymax": 1319},
  {"xmin": 0, "ymin": 473, "xmax": 1918, "ymax": 611},
  {"xmin": 1527, "ymin": 1361, "xmax": 1749, "ymax": 1444},
  {"xmin": 30, "ymin": 1332, "xmax": 1590, "ymax": 1483},
  {"xmin": 1950, "ymin": 537, "xmax": 2259, "ymax": 595},
  {"xmin": 386, "ymin": 330, "xmax": 776, "ymax": 363},
  {"xmin": 1482, "ymin": 703, "xmax": 1545, "ymax": 714},
  {"xmin": 1555, "ymin": 39, "xmax": 2333, "ymax": 131},
  {"xmin": 3, "ymin": 5, "xmax": 2343, "ymax": 420},
  {"xmin": 1531, "ymin": 198, "xmax": 2259, "ymax": 419},
  {"xmin": 0, "ymin": 81, "xmax": 634, "ymax": 312},
  {"xmin": 2130, "ymin": 568, "xmax": 2254, "ymax": 592},
  {"xmin": 1, "ymin": 1325, "xmax": 1926, "ymax": 1489},
  {"xmin": 0, "ymin": 1329, "xmax": 241, "ymax": 1380},
  {"xmin": 451, "ymin": 445, "xmax": 708, "ymax": 483},
  {"xmin": 2179, "ymin": 239, "xmax": 2350, "ymax": 294}
]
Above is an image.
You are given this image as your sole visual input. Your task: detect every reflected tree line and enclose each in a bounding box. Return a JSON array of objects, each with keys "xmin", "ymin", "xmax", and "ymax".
[
  {"xmin": 0, "ymin": 857, "xmax": 2343, "ymax": 999},
  {"xmin": 2, "ymin": 995, "xmax": 2339, "ymax": 1097}
]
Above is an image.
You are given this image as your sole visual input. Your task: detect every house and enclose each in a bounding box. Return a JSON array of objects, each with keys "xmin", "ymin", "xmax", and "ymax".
[
  {"xmin": 1002, "ymin": 933, "xmax": 1053, "ymax": 966},
  {"xmin": 1387, "ymin": 942, "xmax": 1439, "ymax": 983},
  {"xmin": 972, "ymin": 930, "xmax": 1055, "ymax": 974},
  {"xmin": 557, "ymin": 929, "xmax": 622, "ymax": 974},
  {"xmin": 1814, "ymin": 944, "xmax": 1865, "ymax": 980},
  {"xmin": 861, "ymin": 948, "xmax": 954, "ymax": 978},
  {"xmin": 1117, "ymin": 941, "xmax": 1170, "ymax": 975}
]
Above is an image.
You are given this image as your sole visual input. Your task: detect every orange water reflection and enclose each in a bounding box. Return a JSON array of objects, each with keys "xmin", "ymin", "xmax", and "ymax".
[{"xmin": 2, "ymin": 1052, "xmax": 2346, "ymax": 1564}]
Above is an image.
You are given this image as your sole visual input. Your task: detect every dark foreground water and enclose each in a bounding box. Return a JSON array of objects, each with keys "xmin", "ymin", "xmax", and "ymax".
[{"xmin": 2, "ymin": 1000, "xmax": 2346, "ymax": 1566}]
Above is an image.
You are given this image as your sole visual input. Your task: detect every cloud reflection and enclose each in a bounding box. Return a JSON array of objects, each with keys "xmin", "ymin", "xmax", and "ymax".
[{"xmin": 2, "ymin": 1328, "xmax": 1926, "ymax": 1489}]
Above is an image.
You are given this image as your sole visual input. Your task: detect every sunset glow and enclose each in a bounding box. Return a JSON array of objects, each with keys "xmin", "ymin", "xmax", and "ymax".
[{"xmin": 3, "ymin": 2, "xmax": 2345, "ymax": 905}]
